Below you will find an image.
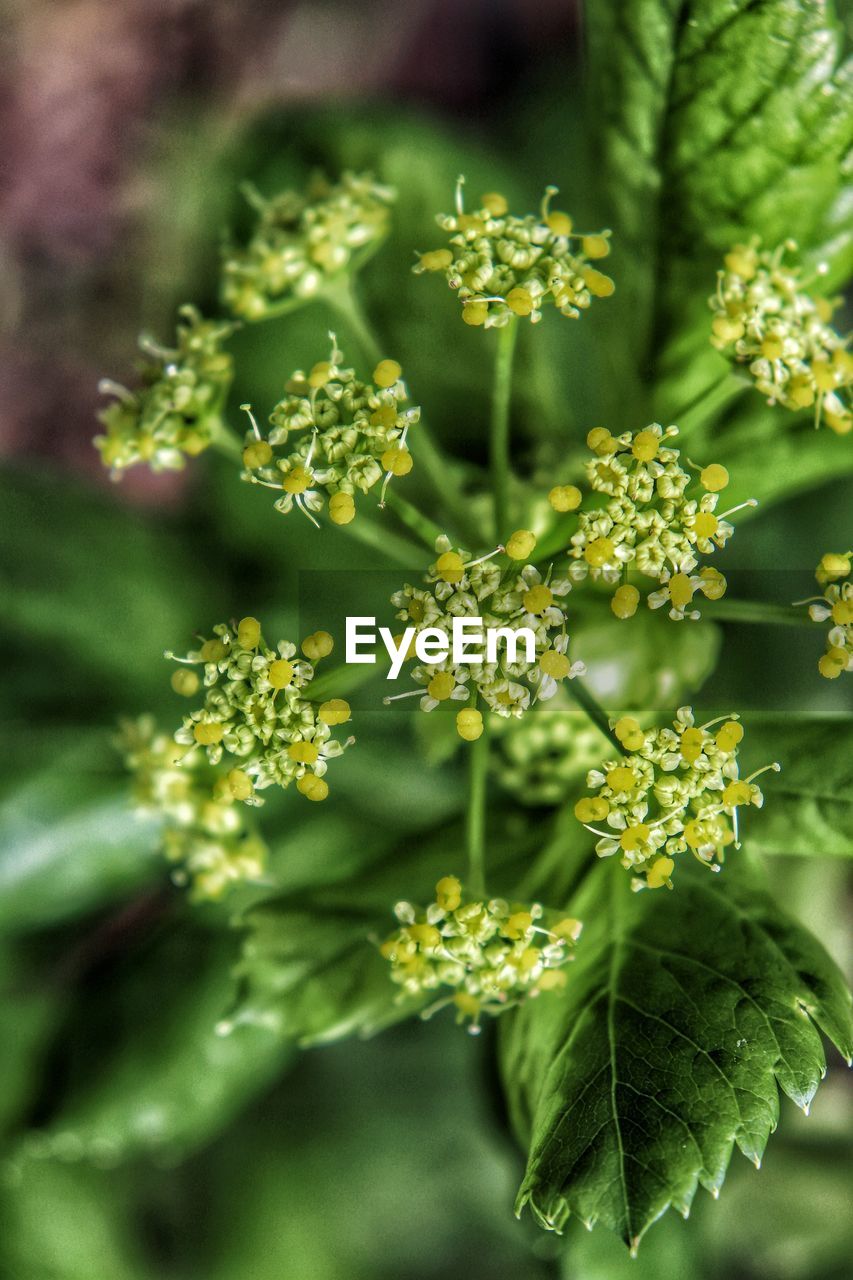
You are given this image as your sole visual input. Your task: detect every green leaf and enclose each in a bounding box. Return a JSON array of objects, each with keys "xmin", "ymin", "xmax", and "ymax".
[
  {"xmin": 233, "ymin": 810, "xmax": 547, "ymax": 1047},
  {"xmin": 501, "ymin": 858, "xmax": 852, "ymax": 1249},
  {"xmin": 0, "ymin": 942, "xmax": 58, "ymax": 1137},
  {"xmin": 18, "ymin": 922, "xmax": 291, "ymax": 1166},
  {"xmin": 742, "ymin": 714, "xmax": 853, "ymax": 857},
  {"xmin": 587, "ymin": 0, "xmax": 853, "ymax": 375},
  {"xmin": 0, "ymin": 733, "xmax": 161, "ymax": 933},
  {"xmin": 0, "ymin": 466, "xmax": 218, "ymax": 710},
  {"xmin": 0, "ymin": 1160, "xmax": 150, "ymax": 1280}
]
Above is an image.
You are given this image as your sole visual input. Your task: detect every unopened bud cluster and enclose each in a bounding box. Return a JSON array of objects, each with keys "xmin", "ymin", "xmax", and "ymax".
[
  {"xmin": 118, "ymin": 716, "xmax": 267, "ymax": 900},
  {"xmin": 95, "ymin": 306, "xmax": 234, "ymax": 477},
  {"xmin": 169, "ymin": 618, "xmax": 352, "ymax": 802},
  {"xmin": 491, "ymin": 689, "xmax": 606, "ymax": 806},
  {"xmin": 709, "ymin": 240, "xmax": 853, "ymax": 432},
  {"xmin": 564, "ymin": 424, "xmax": 752, "ymax": 620},
  {"xmin": 241, "ymin": 344, "xmax": 419, "ymax": 525},
  {"xmin": 802, "ymin": 553, "xmax": 853, "ymax": 679},
  {"xmin": 222, "ymin": 172, "xmax": 395, "ymax": 320},
  {"xmin": 573, "ymin": 707, "xmax": 779, "ymax": 891},
  {"xmin": 381, "ymin": 875, "xmax": 582, "ymax": 1031},
  {"xmin": 414, "ymin": 182, "xmax": 614, "ymax": 328},
  {"xmin": 388, "ymin": 534, "xmax": 584, "ymax": 738}
]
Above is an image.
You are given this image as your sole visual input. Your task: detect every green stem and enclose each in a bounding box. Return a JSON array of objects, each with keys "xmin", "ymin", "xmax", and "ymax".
[
  {"xmin": 565, "ymin": 678, "xmax": 624, "ymax": 753},
  {"xmin": 490, "ymin": 318, "xmax": 519, "ymax": 539},
  {"xmin": 708, "ymin": 599, "xmax": 814, "ymax": 628},
  {"xmin": 466, "ymin": 707, "xmax": 490, "ymax": 898},
  {"xmin": 672, "ymin": 374, "xmax": 745, "ymax": 438},
  {"xmin": 324, "ymin": 509, "xmax": 422, "ymax": 567},
  {"xmin": 208, "ymin": 417, "xmax": 243, "ymax": 462},
  {"xmin": 324, "ymin": 280, "xmax": 480, "ymax": 545},
  {"xmin": 383, "ymin": 488, "xmax": 445, "ymax": 551},
  {"xmin": 323, "ymin": 279, "xmax": 382, "ymax": 366}
]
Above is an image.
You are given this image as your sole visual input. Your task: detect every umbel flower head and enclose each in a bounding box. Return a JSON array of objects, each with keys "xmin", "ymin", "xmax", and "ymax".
[
  {"xmin": 168, "ymin": 618, "xmax": 353, "ymax": 802},
  {"xmin": 564, "ymin": 423, "xmax": 755, "ymax": 620},
  {"xmin": 380, "ymin": 875, "xmax": 582, "ymax": 1032},
  {"xmin": 414, "ymin": 179, "xmax": 614, "ymax": 328},
  {"xmin": 798, "ymin": 552, "xmax": 853, "ymax": 679},
  {"xmin": 222, "ymin": 172, "xmax": 395, "ymax": 320},
  {"xmin": 573, "ymin": 707, "xmax": 780, "ymax": 891},
  {"xmin": 118, "ymin": 716, "xmax": 267, "ymax": 901},
  {"xmin": 240, "ymin": 338, "xmax": 420, "ymax": 526},
  {"xmin": 384, "ymin": 533, "xmax": 585, "ymax": 736},
  {"xmin": 95, "ymin": 306, "xmax": 234, "ymax": 477},
  {"xmin": 709, "ymin": 239, "xmax": 853, "ymax": 433},
  {"xmin": 491, "ymin": 687, "xmax": 607, "ymax": 807}
]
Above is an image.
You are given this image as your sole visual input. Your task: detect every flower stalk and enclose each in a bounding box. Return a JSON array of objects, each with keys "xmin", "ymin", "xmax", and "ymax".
[
  {"xmin": 490, "ymin": 316, "xmax": 518, "ymax": 537},
  {"xmin": 465, "ymin": 703, "xmax": 490, "ymax": 898}
]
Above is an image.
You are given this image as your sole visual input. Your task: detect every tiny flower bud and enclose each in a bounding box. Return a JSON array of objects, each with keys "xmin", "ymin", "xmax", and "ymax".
[
  {"xmin": 242, "ymin": 440, "xmax": 273, "ymax": 469},
  {"xmin": 171, "ymin": 669, "xmax": 199, "ymax": 697},
  {"xmin": 302, "ymin": 631, "xmax": 334, "ymax": 660},
  {"xmin": 506, "ymin": 530, "xmax": 536, "ymax": 560},
  {"xmin": 297, "ymin": 774, "xmax": 329, "ymax": 801},
  {"xmin": 611, "ymin": 584, "xmax": 640, "ymax": 619},
  {"xmin": 329, "ymin": 491, "xmax": 356, "ymax": 525},
  {"xmin": 268, "ymin": 659, "xmax": 294, "ymax": 688},
  {"xmin": 436, "ymin": 551, "xmax": 465, "ymax": 583},
  {"xmin": 381, "ymin": 447, "xmax": 413, "ymax": 476},
  {"xmin": 435, "ymin": 875, "xmax": 462, "ymax": 910},
  {"xmin": 481, "ymin": 192, "xmax": 508, "ymax": 216},
  {"xmin": 194, "ymin": 722, "xmax": 224, "ymax": 745},
  {"xmin": 418, "ymin": 249, "xmax": 453, "ymax": 271},
  {"xmin": 373, "ymin": 359, "xmax": 402, "ymax": 388},
  {"xmin": 462, "ymin": 301, "xmax": 489, "ymax": 326},
  {"xmin": 456, "ymin": 707, "xmax": 484, "ymax": 741},
  {"xmin": 227, "ymin": 768, "xmax": 253, "ymax": 801},
  {"xmin": 548, "ymin": 484, "xmax": 582, "ymax": 512},
  {"xmin": 700, "ymin": 463, "xmax": 729, "ymax": 492},
  {"xmin": 237, "ymin": 616, "xmax": 261, "ymax": 649},
  {"xmin": 318, "ymin": 699, "xmax": 351, "ymax": 726}
]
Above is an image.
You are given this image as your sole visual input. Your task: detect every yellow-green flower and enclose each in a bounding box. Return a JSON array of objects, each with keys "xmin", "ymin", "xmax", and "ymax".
[
  {"xmin": 709, "ymin": 240, "xmax": 853, "ymax": 431},
  {"xmin": 222, "ymin": 172, "xmax": 395, "ymax": 319},
  {"xmin": 240, "ymin": 342, "xmax": 419, "ymax": 524},
  {"xmin": 168, "ymin": 618, "xmax": 353, "ymax": 801},
  {"xmin": 414, "ymin": 180, "xmax": 614, "ymax": 328},
  {"xmin": 573, "ymin": 708, "xmax": 779, "ymax": 890},
  {"xmin": 380, "ymin": 876, "xmax": 582, "ymax": 1032},
  {"xmin": 95, "ymin": 306, "xmax": 233, "ymax": 477}
]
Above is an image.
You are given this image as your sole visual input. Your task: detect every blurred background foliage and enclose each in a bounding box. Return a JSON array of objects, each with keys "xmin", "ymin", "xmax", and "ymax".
[{"xmin": 1, "ymin": 1, "xmax": 852, "ymax": 1277}]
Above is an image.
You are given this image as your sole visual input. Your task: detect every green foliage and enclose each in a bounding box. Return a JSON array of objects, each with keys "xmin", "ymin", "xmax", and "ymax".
[
  {"xmin": 501, "ymin": 858, "xmax": 852, "ymax": 1247},
  {"xmin": 2, "ymin": 0, "xmax": 852, "ymax": 1270},
  {"xmin": 15, "ymin": 922, "xmax": 291, "ymax": 1167},
  {"xmin": 0, "ymin": 734, "xmax": 161, "ymax": 932},
  {"xmin": 744, "ymin": 714, "xmax": 853, "ymax": 856}
]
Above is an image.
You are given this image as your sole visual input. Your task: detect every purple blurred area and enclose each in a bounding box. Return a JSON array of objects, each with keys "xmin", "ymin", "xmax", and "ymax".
[{"xmin": 0, "ymin": 0, "xmax": 579, "ymax": 501}]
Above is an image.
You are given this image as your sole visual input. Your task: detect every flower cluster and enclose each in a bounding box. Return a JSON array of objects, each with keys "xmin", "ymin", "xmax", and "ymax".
[
  {"xmin": 800, "ymin": 553, "xmax": 853, "ymax": 679},
  {"xmin": 118, "ymin": 716, "xmax": 267, "ymax": 901},
  {"xmin": 573, "ymin": 708, "xmax": 779, "ymax": 890},
  {"xmin": 709, "ymin": 240, "xmax": 853, "ymax": 432},
  {"xmin": 385, "ymin": 534, "xmax": 584, "ymax": 737},
  {"xmin": 95, "ymin": 306, "xmax": 234, "ymax": 477},
  {"xmin": 240, "ymin": 342, "xmax": 420, "ymax": 525},
  {"xmin": 168, "ymin": 618, "xmax": 353, "ymax": 802},
  {"xmin": 491, "ymin": 688, "xmax": 606, "ymax": 806},
  {"xmin": 222, "ymin": 172, "xmax": 395, "ymax": 320},
  {"xmin": 380, "ymin": 875, "xmax": 582, "ymax": 1031},
  {"xmin": 565, "ymin": 424, "xmax": 754, "ymax": 620},
  {"xmin": 414, "ymin": 181, "xmax": 614, "ymax": 328}
]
